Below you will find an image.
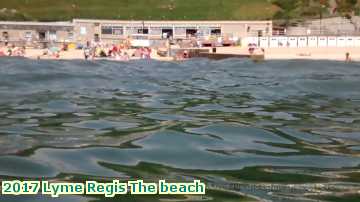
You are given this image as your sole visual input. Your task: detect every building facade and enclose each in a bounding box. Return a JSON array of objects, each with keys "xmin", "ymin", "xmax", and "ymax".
[
  {"xmin": 0, "ymin": 21, "xmax": 74, "ymax": 47},
  {"xmin": 0, "ymin": 19, "xmax": 272, "ymax": 46},
  {"xmin": 73, "ymin": 19, "xmax": 272, "ymax": 44}
]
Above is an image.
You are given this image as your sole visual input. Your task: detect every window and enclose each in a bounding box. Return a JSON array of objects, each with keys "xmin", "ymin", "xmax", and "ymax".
[
  {"xmin": 80, "ymin": 27, "xmax": 87, "ymax": 35},
  {"xmin": 162, "ymin": 29, "xmax": 173, "ymax": 38},
  {"xmin": 49, "ymin": 31, "xmax": 57, "ymax": 41},
  {"xmin": 101, "ymin": 26, "xmax": 113, "ymax": 35},
  {"xmin": 38, "ymin": 32, "xmax": 46, "ymax": 40},
  {"xmin": 148, "ymin": 27, "xmax": 161, "ymax": 35},
  {"xmin": 137, "ymin": 28, "xmax": 149, "ymax": 34},
  {"xmin": 113, "ymin": 27, "xmax": 124, "ymax": 35},
  {"xmin": 2, "ymin": 31, "xmax": 9, "ymax": 40},
  {"xmin": 25, "ymin": 32, "xmax": 32, "ymax": 39},
  {"xmin": 68, "ymin": 32, "xmax": 74, "ymax": 40},
  {"xmin": 186, "ymin": 29, "xmax": 197, "ymax": 37},
  {"xmin": 101, "ymin": 26, "xmax": 124, "ymax": 35},
  {"xmin": 197, "ymin": 27, "xmax": 211, "ymax": 36},
  {"xmin": 210, "ymin": 28, "xmax": 221, "ymax": 35}
]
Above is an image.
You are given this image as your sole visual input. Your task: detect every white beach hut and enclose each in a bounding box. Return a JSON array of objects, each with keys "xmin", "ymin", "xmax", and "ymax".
[{"xmin": 308, "ymin": 36, "xmax": 318, "ymax": 47}]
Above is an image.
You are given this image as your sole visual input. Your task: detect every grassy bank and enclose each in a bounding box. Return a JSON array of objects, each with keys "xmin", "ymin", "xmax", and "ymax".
[{"xmin": 0, "ymin": 0, "xmax": 276, "ymax": 21}]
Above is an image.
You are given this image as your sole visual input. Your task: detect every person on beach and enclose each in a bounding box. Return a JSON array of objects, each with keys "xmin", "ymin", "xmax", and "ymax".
[
  {"xmin": 20, "ymin": 46, "xmax": 26, "ymax": 57},
  {"xmin": 84, "ymin": 41, "xmax": 95, "ymax": 60},
  {"xmin": 61, "ymin": 43, "xmax": 68, "ymax": 51},
  {"xmin": 111, "ymin": 44, "xmax": 119, "ymax": 57},
  {"xmin": 0, "ymin": 48, "xmax": 5, "ymax": 57},
  {"xmin": 84, "ymin": 47, "xmax": 91, "ymax": 60},
  {"xmin": 132, "ymin": 48, "xmax": 141, "ymax": 58},
  {"xmin": 248, "ymin": 43, "xmax": 255, "ymax": 55},
  {"xmin": 144, "ymin": 47, "xmax": 152, "ymax": 59},
  {"xmin": 183, "ymin": 50, "xmax": 189, "ymax": 58},
  {"xmin": 122, "ymin": 52, "xmax": 130, "ymax": 61},
  {"xmin": 6, "ymin": 45, "xmax": 13, "ymax": 56},
  {"xmin": 55, "ymin": 51, "xmax": 60, "ymax": 59},
  {"xmin": 346, "ymin": 52, "xmax": 351, "ymax": 62},
  {"xmin": 140, "ymin": 47, "xmax": 145, "ymax": 59}
]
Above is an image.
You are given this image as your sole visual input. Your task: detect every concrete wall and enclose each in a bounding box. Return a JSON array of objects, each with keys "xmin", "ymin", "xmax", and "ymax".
[
  {"xmin": 73, "ymin": 21, "xmax": 98, "ymax": 43},
  {"xmin": 222, "ymin": 24, "xmax": 247, "ymax": 37},
  {"xmin": 0, "ymin": 22, "xmax": 75, "ymax": 47},
  {"xmin": 286, "ymin": 17, "xmax": 360, "ymax": 36},
  {"xmin": 0, "ymin": 29, "xmax": 74, "ymax": 46},
  {"xmin": 0, "ymin": 29, "xmax": 34, "ymax": 41}
]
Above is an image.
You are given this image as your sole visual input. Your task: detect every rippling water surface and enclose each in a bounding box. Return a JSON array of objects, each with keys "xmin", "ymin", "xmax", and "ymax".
[{"xmin": 0, "ymin": 58, "xmax": 360, "ymax": 202}]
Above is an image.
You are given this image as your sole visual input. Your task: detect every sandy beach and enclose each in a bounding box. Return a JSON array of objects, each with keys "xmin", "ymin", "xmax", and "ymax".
[
  {"xmin": 214, "ymin": 46, "xmax": 360, "ymax": 62},
  {"xmin": 264, "ymin": 47, "xmax": 360, "ymax": 61},
  {"xmin": 9, "ymin": 46, "xmax": 360, "ymax": 62},
  {"xmin": 22, "ymin": 48, "xmax": 175, "ymax": 61}
]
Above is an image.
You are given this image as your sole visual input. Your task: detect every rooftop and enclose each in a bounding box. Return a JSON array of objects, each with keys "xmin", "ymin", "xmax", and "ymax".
[
  {"xmin": 73, "ymin": 19, "xmax": 272, "ymax": 24},
  {"xmin": 0, "ymin": 21, "xmax": 73, "ymax": 27}
]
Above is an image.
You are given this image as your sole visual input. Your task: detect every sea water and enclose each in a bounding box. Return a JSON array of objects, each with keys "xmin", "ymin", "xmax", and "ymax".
[{"xmin": 0, "ymin": 57, "xmax": 359, "ymax": 202}]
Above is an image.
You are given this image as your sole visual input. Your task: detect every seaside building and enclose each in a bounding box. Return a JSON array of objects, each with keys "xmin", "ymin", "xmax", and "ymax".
[
  {"xmin": 0, "ymin": 21, "xmax": 74, "ymax": 47},
  {"xmin": 72, "ymin": 19, "xmax": 272, "ymax": 44},
  {"xmin": 0, "ymin": 19, "xmax": 272, "ymax": 46}
]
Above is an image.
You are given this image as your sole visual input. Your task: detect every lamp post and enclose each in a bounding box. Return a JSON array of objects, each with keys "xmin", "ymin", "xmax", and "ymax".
[
  {"xmin": 320, "ymin": 11, "xmax": 322, "ymax": 35},
  {"xmin": 319, "ymin": 4, "xmax": 326, "ymax": 35}
]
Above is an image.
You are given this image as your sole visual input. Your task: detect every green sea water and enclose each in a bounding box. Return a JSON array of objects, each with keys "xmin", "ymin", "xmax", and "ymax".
[{"xmin": 0, "ymin": 58, "xmax": 359, "ymax": 202}]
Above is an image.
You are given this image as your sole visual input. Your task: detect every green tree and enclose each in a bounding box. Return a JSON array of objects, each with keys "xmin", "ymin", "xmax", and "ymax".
[
  {"xmin": 272, "ymin": 0, "xmax": 300, "ymax": 21},
  {"xmin": 272, "ymin": 0, "xmax": 330, "ymax": 22},
  {"xmin": 336, "ymin": 0, "xmax": 358, "ymax": 18}
]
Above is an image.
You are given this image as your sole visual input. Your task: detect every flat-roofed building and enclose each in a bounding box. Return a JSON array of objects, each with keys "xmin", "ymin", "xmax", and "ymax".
[
  {"xmin": 0, "ymin": 21, "xmax": 74, "ymax": 47},
  {"xmin": 73, "ymin": 19, "xmax": 272, "ymax": 44},
  {"xmin": 0, "ymin": 19, "xmax": 272, "ymax": 47}
]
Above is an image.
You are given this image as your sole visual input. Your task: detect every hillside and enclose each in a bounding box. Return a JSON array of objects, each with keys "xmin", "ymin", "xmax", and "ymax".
[{"xmin": 0, "ymin": 0, "xmax": 277, "ymax": 21}]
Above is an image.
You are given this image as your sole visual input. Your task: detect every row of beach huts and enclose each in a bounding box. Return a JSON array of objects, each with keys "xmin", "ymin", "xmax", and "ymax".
[{"xmin": 245, "ymin": 36, "xmax": 360, "ymax": 48}]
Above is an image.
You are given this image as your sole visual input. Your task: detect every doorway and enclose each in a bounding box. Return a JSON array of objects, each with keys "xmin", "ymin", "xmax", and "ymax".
[
  {"xmin": 49, "ymin": 30, "xmax": 57, "ymax": 41},
  {"xmin": 186, "ymin": 29, "xmax": 197, "ymax": 37},
  {"xmin": 2, "ymin": 31, "xmax": 9, "ymax": 46},
  {"xmin": 162, "ymin": 29, "xmax": 173, "ymax": 39},
  {"xmin": 38, "ymin": 31, "xmax": 46, "ymax": 41},
  {"xmin": 211, "ymin": 28, "xmax": 221, "ymax": 36},
  {"xmin": 2, "ymin": 31, "xmax": 9, "ymax": 40}
]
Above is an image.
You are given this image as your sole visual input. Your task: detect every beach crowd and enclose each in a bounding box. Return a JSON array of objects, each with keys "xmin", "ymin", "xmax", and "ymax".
[
  {"xmin": 0, "ymin": 44, "xmax": 26, "ymax": 57},
  {"xmin": 0, "ymin": 40, "xmax": 154, "ymax": 61},
  {"xmin": 82, "ymin": 41, "xmax": 152, "ymax": 61}
]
